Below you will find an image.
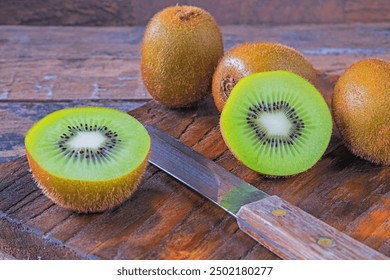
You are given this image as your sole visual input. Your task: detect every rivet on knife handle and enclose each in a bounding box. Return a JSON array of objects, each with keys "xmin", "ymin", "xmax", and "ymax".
[{"xmin": 236, "ymin": 195, "xmax": 388, "ymax": 260}]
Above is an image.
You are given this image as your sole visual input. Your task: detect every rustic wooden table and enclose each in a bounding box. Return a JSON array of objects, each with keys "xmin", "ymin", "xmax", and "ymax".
[{"xmin": 0, "ymin": 23, "xmax": 389, "ymax": 259}]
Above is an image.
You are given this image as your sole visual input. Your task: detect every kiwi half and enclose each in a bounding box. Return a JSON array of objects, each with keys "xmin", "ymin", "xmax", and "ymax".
[
  {"xmin": 141, "ymin": 5, "xmax": 223, "ymax": 108},
  {"xmin": 25, "ymin": 107, "xmax": 150, "ymax": 213},
  {"xmin": 212, "ymin": 42, "xmax": 317, "ymax": 112},
  {"xmin": 333, "ymin": 58, "xmax": 389, "ymax": 165},
  {"xmin": 220, "ymin": 71, "xmax": 332, "ymax": 176}
]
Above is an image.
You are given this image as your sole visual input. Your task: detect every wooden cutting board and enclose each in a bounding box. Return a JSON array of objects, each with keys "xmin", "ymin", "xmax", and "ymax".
[{"xmin": 0, "ymin": 75, "xmax": 389, "ymax": 260}]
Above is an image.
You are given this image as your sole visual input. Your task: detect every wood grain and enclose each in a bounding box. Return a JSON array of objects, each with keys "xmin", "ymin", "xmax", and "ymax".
[
  {"xmin": 0, "ymin": 0, "xmax": 389, "ymax": 26},
  {"xmin": 345, "ymin": 0, "xmax": 390, "ymax": 22},
  {"xmin": 0, "ymin": 0, "xmax": 134, "ymax": 26},
  {"xmin": 0, "ymin": 95, "xmax": 389, "ymax": 259}
]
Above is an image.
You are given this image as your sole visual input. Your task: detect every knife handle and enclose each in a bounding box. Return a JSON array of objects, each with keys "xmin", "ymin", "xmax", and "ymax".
[{"xmin": 236, "ymin": 195, "xmax": 388, "ymax": 260}]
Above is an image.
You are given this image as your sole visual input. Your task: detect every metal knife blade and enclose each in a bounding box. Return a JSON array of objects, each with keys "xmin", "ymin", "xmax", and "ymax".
[
  {"xmin": 144, "ymin": 125, "xmax": 388, "ymax": 260},
  {"xmin": 145, "ymin": 125, "xmax": 268, "ymax": 216}
]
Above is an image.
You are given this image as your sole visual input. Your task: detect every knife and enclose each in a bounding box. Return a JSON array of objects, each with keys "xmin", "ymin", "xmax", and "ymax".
[{"xmin": 145, "ymin": 125, "xmax": 388, "ymax": 260}]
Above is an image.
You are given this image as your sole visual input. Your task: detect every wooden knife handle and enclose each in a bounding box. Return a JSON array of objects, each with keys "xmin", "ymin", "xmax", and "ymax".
[{"xmin": 236, "ymin": 195, "xmax": 388, "ymax": 260}]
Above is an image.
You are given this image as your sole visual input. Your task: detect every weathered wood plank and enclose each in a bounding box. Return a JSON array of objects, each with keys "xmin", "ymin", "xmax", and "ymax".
[
  {"xmin": 0, "ymin": 217, "xmax": 83, "ymax": 260},
  {"xmin": 345, "ymin": 0, "xmax": 390, "ymax": 22},
  {"xmin": 0, "ymin": 100, "xmax": 146, "ymax": 164},
  {"xmin": 0, "ymin": 0, "xmax": 134, "ymax": 26},
  {"xmin": 0, "ymin": 157, "xmax": 85, "ymax": 259},
  {"xmin": 0, "ymin": 0, "xmax": 389, "ymax": 26},
  {"xmin": 1, "ymin": 23, "xmax": 389, "ymax": 101},
  {"xmin": 0, "ymin": 25, "xmax": 147, "ymax": 101}
]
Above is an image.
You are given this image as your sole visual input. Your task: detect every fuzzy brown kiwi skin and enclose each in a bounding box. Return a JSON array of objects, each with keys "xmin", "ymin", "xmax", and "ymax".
[
  {"xmin": 332, "ymin": 58, "xmax": 390, "ymax": 165},
  {"xmin": 212, "ymin": 42, "xmax": 317, "ymax": 112},
  {"xmin": 141, "ymin": 5, "xmax": 224, "ymax": 108},
  {"xmin": 26, "ymin": 149, "xmax": 150, "ymax": 213}
]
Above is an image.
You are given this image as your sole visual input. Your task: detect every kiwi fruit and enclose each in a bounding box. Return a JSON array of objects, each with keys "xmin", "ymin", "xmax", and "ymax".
[
  {"xmin": 220, "ymin": 71, "xmax": 332, "ymax": 177},
  {"xmin": 141, "ymin": 5, "xmax": 223, "ymax": 108},
  {"xmin": 212, "ymin": 42, "xmax": 317, "ymax": 112},
  {"xmin": 332, "ymin": 58, "xmax": 389, "ymax": 165},
  {"xmin": 25, "ymin": 107, "xmax": 150, "ymax": 213}
]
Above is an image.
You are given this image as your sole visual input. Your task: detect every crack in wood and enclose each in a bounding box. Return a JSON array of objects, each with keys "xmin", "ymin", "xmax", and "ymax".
[
  {"xmin": 23, "ymin": 202, "xmax": 56, "ymax": 223},
  {"xmin": 0, "ymin": 185, "xmax": 38, "ymax": 211},
  {"xmin": 193, "ymin": 125, "xmax": 218, "ymax": 147},
  {"xmin": 43, "ymin": 212, "xmax": 75, "ymax": 239},
  {"xmin": 5, "ymin": 191, "xmax": 44, "ymax": 215},
  {"xmin": 177, "ymin": 115, "xmax": 197, "ymax": 141}
]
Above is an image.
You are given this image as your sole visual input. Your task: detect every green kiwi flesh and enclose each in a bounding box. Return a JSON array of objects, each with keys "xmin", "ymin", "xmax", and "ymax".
[
  {"xmin": 220, "ymin": 71, "xmax": 332, "ymax": 176},
  {"xmin": 25, "ymin": 107, "xmax": 150, "ymax": 212}
]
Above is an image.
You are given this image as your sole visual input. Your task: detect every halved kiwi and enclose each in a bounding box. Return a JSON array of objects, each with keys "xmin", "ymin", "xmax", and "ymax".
[
  {"xmin": 25, "ymin": 107, "xmax": 150, "ymax": 213},
  {"xmin": 220, "ymin": 71, "xmax": 332, "ymax": 176}
]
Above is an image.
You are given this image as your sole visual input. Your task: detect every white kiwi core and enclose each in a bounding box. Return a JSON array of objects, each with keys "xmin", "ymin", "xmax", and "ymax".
[
  {"xmin": 258, "ymin": 112, "xmax": 292, "ymax": 137},
  {"xmin": 68, "ymin": 131, "xmax": 106, "ymax": 149}
]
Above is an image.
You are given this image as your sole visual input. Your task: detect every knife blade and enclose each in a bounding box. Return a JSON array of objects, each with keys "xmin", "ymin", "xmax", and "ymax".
[{"xmin": 145, "ymin": 125, "xmax": 388, "ymax": 260}]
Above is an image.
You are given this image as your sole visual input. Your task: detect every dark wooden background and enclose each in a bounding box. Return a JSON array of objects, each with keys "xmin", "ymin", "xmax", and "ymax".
[{"xmin": 0, "ymin": 0, "xmax": 389, "ymax": 26}]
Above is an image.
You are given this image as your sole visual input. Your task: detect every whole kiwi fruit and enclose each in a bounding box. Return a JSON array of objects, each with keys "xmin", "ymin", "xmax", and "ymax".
[
  {"xmin": 141, "ymin": 5, "xmax": 223, "ymax": 108},
  {"xmin": 212, "ymin": 42, "xmax": 317, "ymax": 112},
  {"xmin": 25, "ymin": 107, "xmax": 151, "ymax": 213},
  {"xmin": 332, "ymin": 58, "xmax": 389, "ymax": 165}
]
